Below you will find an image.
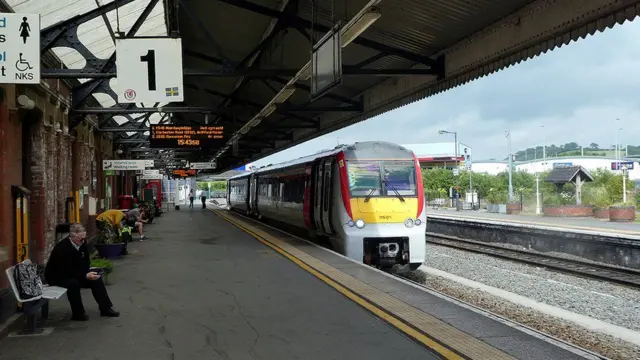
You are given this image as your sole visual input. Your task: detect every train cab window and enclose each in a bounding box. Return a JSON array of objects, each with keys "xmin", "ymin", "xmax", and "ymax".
[
  {"xmin": 382, "ymin": 161, "xmax": 417, "ymax": 196},
  {"xmin": 347, "ymin": 161, "xmax": 382, "ymax": 197}
]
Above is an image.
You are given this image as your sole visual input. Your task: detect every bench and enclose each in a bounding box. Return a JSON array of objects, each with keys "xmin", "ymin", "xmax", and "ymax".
[{"xmin": 5, "ymin": 265, "xmax": 67, "ymax": 335}]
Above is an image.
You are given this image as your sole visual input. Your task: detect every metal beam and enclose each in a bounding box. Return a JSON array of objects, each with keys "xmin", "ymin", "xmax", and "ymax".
[
  {"xmin": 74, "ymin": 107, "xmax": 213, "ymax": 115},
  {"xmin": 212, "ymin": 0, "xmax": 299, "ymax": 124},
  {"xmin": 270, "ymin": 78, "xmax": 362, "ymax": 107},
  {"xmin": 43, "ymin": 68, "xmax": 300, "ymax": 79},
  {"xmin": 215, "ymin": 0, "xmax": 440, "ymax": 68},
  {"xmin": 99, "ymin": 128, "xmax": 150, "ymax": 132},
  {"xmin": 276, "ymin": 104, "xmax": 362, "ymax": 112},
  {"xmin": 71, "ymin": 0, "xmax": 161, "ymax": 109},
  {"xmin": 41, "ymin": 0, "xmax": 136, "ymax": 53}
]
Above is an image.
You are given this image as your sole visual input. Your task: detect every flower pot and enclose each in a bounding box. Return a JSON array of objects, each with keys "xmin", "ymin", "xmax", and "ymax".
[
  {"xmin": 609, "ymin": 206, "xmax": 636, "ymax": 222},
  {"xmin": 593, "ymin": 207, "xmax": 610, "ymax": 219},
  {"xmin": 95, "ymin": 243, "xmax": 125, "ymax": 259}
]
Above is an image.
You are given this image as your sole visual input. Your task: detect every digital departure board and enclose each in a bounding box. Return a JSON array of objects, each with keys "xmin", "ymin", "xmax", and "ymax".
[
  {"xmin": 150, "ymin": 125, "xmax": 225, "ymax": 148},
  {"xmin": 172, "ymin": 169, "xmax": 197, "ymax": 178}
]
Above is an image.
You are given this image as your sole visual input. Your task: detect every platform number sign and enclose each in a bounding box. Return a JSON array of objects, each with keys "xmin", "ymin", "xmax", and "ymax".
[{"xmin": 115, "ymin": 38, "xmax": 184, "ymax": 104}]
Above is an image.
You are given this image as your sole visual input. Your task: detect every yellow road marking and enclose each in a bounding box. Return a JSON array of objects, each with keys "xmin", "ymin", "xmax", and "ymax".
[
  {"xmin": 212, "ymin": 209, "xmax": 501, "ymax": 360},
  {"xmin": 431, "ymin": 213, "xmax": 640, "ymax": 236}
]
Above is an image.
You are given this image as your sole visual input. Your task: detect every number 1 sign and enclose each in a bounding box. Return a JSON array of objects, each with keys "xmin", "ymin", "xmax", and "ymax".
[{"xmin": 114, "ymin": 37, "xmax": 184, "ymax": 104}]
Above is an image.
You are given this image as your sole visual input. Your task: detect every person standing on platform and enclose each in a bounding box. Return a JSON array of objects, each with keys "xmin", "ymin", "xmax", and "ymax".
[
  {"xmin": 95, "ymin": 208, "xmax": 126, "ymax": 245},
  {"xmin": 201, "ymin": 193, "xmax": 207, "ymax": 209},
  {"xmin": 45, "ymin": 223, "xmax": 120, "ymax": 321},
  {"xmin": 189, "ymin": 189, "xmax": 194, "ymax": 208}
]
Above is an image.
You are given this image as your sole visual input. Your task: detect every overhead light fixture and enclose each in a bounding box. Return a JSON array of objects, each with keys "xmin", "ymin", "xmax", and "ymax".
[
  {"xmin": 342, "ymin": 7, "xmax": 381, "ymax": 47},
  {"xmin": 263, "ymin": 105, "xmax": 276, "ymax": 117},
  {"xmin": 274, "ymin": 86, "xmax": 295, "ymax": 103}
]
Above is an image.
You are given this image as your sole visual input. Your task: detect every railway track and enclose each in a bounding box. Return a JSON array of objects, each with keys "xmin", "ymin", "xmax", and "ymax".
[{"xmin": 426, "ymin": 232, "xmax": 640, "ymax": 288}]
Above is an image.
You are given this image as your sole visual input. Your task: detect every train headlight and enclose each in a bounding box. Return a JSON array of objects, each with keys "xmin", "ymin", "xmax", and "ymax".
[
  {"xmin": 415, "ymin": 219, "xmax": 422, "ymax": 226},
  {"xmin": 404, "ymin": 218, "xmax": 414, "ymax": 228},
  {"xmin": 355, "ymin": 219, "xmax": 365, "ymax": 229},
  {"xmin": 347, "ymin": 220, "xmax": 355, "ymax": 227}
]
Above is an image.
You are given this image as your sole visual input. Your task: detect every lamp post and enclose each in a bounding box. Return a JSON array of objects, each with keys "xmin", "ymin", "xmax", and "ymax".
[
  {"xmin": 505, "ymin": 130, "xmax": 514, "ymax": 202},
  {"xmin": 439, "ymin": 130, "xmax": 460, "ymax": 211}
]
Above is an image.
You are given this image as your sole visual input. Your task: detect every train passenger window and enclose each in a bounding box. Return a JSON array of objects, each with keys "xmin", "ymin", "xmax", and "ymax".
[{"xmin": 347, "ymin": 161, "xmax": 382, "ymax": 197}]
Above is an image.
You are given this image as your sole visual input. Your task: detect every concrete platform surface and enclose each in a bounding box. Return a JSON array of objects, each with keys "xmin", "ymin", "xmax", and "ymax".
[
  {"xmin": 0, "ymin": 209, "xmax": 439, "ymax": 360},
  {"xmin": 428, "ymin": 208, "xmax": 640, "ymax": 235}
]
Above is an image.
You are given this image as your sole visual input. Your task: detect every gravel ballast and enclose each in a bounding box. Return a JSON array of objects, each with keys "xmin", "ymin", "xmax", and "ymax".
[{"xmin": 416, "ymin": 243, "xmax": 640, "ymax": 360}]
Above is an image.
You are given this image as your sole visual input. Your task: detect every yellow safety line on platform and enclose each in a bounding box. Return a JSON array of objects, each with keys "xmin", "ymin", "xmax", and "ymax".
[
  {"xmin": 211, "ymin": 209, "xmax": 514, "ymax": 360},
  {"xmin": 433, "ymin": 213, "xmax": 640, "ymax": 236}
]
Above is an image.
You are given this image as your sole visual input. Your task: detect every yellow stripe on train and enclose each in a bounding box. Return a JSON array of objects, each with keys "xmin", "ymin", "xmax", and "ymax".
[{"xmin": 349, "ymin": 198, "xmax": 418, "ymax": 223}]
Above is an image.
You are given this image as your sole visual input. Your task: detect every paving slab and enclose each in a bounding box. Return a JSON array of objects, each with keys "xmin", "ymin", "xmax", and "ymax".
[{"xmin": 0, "ymin": 209, "xmax": 438, "ymax": 360}]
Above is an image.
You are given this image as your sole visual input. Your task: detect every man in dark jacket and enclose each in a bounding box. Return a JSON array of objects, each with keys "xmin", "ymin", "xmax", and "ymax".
[{"xmin": 45, "ymin": 223, "xmax": 119, "ymax": 321}]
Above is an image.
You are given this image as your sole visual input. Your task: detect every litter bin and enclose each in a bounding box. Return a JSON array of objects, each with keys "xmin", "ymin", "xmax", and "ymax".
[{"xmin": 118, "ymin": 195, "xmax": 133, "ymax": 210}]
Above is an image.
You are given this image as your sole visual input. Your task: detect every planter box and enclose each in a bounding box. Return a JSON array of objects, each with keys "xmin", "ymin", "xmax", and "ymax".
[
  {"xmin": 609, "ymin": 206, "xmax": 636, "ymax": 222},
  {"xmin": 506, "ymin": 203, "xmax": 522, "ymax": 214},
  {"xmin": 95, "ymin": 243, "xmax": 125, "ymax": 259},
  {"xmin": 593, "ymin": 207, "xmax": 610, "ymax": 219},
  {"xmin": 543, "ymin": 205, "xmax": 594, "ymax": 217}
]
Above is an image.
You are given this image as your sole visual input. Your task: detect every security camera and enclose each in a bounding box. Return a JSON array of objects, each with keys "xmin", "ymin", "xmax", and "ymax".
[{"xmin": 17, "ymin": 95, "xmax": 35, "ymax": 110}]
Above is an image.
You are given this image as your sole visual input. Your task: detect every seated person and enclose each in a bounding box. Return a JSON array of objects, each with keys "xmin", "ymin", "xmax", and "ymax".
[
  {"xmin": 44, "ymin": 223, "xmax": 119, "ymax": 321},
  {"xmin": 125, "ymin": 207, "xmax": 149, "ymax": 241}
]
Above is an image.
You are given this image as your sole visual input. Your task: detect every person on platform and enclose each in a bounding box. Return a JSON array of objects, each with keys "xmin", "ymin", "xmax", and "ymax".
[
  {"xmin": 201, "ymin": 193, "xmax": 207, "ymax": 209},
  {"xmin": 126, "ymin": 207, "xmax": 149, "ymax": 241},
  {"xmin": 188, "ymin": 189, "xmax": 194, "ymax": 208},
  {"xmin": 44, "ymin": 223, "xmax": 120, "ymax": 321},
  {"xmin": 95, "ymin": 208, "xmax": 126, "ymax": 231}
]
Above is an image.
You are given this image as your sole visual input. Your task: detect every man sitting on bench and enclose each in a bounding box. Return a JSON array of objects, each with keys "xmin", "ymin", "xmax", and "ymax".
[
  {"xmin": 126, "ymin": 207, "xmax": 149, "ymax": 241},
  {"xmin": 44, "ymin": 223, "xmax": 120, "ymax": 321}
]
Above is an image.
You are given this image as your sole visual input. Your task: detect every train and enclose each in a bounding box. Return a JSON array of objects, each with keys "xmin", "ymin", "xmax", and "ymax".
[{"xmin": 227, "ymin": 141, "xmax": 426, "ymax": 270}]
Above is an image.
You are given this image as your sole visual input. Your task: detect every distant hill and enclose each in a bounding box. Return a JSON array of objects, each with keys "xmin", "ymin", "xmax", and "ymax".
[{"xmin": 512, "ymin": 142, "xmax": 640, "ymax": 161}]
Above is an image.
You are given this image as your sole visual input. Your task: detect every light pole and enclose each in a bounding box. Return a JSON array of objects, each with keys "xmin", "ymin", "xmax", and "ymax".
[
  {"xmin": 505, "ymin": 130, "xmax": 514, "ymax": 202},
  {"xmin": 535, "ymin": 172, "xmax": 541, "ymax": 215},
  {"xmin": 541, "ymin": 124, "xmax": 546, "ymax": 166},
  {"xmin": 439, "ymin": 130, "xmax": 460, "ymax": 211},
  {"xmin": 622, "ymin": 166, "xmax": 628, "ymax": 203}
]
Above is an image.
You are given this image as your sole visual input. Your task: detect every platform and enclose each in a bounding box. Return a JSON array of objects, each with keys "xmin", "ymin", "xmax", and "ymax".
[
  {"xmin": 427, "ymin": 208, "xmax": 640, "ymax": 237},
  {"xmin": 0, "ymin": 210, "xmax": 598, "ymax": 360}
]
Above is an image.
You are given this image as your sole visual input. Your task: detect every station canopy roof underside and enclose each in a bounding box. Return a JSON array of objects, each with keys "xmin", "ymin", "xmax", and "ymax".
[{"xmin": 10, "ymin": 0, "xmax": 640, "ymax": 174}]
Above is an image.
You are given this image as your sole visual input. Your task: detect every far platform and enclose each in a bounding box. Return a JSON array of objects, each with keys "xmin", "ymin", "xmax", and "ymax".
[{"xmin": 427, "ymin": 208, "xmax": 640, "ymax": 237}]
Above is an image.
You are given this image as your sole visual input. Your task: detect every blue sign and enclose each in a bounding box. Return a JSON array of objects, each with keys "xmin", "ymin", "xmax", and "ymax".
[
  {"xmin": 553, "ymin": 162, "xmax": 572, "ymax": 168},
  {"xmin": 234, "ymin": 165, "xmax": 246, "ymax": 171},
  {"xmin": 611, "ymin": 161, "xmax": 634, "ymax": 170}
]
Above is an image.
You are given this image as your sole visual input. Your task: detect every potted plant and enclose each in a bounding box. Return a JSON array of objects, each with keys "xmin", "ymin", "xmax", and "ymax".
[
  {"xmin": 94, "ymin": 226, "xmax": 125, "ymax": 259},
  {"xmin": 90, "ymin": 258, "xmax": 114, "ymax": 285}
]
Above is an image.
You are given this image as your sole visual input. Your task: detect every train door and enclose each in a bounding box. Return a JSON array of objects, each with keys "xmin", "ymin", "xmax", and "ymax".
[
  {"xmin": 321, "ymin": 158, "xmax": 334, "ymax": 234},
  {"xmin": 313, "ymin": 160, "xmax": 323, "ymax": 231},
  {"xmin": 250, "ymin": 175, "xmax": 258, "ymax": 215}
]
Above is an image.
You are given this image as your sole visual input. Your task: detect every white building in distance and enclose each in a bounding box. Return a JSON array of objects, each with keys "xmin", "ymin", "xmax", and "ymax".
[{"xmin": 471, "ymin": 157, "xmax": 640, "ymax": 181}]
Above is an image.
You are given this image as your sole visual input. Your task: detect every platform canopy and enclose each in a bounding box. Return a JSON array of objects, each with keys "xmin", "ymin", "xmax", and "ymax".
[{"xmin": 11, "ymin": 0, "xmax": 639, "ymax": 174}]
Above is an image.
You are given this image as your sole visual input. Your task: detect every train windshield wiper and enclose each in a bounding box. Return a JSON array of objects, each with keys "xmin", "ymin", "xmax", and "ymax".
[
  {"xmin": 383, "ymin": 179, "xmax": 405, "ymax": 202},
  {"xmin": 364, "ymin": 188, "xmax": 377, "ymax": 203}
]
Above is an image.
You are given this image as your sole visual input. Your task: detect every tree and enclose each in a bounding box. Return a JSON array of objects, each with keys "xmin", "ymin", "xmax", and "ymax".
[{"xmin": 589, "ymin": 143, "xmax": 599, "ymax": 149}]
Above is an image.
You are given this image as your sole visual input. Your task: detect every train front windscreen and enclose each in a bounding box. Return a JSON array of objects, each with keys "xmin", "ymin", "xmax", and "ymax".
[{"xmin": 346, "ymin": 160, "xmax": 418, "ymax": 198}]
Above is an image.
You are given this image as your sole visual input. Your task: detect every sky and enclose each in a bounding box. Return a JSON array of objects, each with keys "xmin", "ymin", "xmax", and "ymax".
[{"xmin": 250, "ymin": 20, "xmax": 640, "ymax": 168}]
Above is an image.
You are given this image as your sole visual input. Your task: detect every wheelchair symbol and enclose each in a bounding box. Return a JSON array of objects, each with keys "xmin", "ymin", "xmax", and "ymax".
[{"xmin": 15, "ymin": 53, "xmax": 32, "ymax": 72}]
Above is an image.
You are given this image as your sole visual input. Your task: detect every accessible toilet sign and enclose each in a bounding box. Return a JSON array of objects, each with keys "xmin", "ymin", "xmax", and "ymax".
[{"xmin": 0, "ymin": 13, "xmax": 41, "ymax": 84}]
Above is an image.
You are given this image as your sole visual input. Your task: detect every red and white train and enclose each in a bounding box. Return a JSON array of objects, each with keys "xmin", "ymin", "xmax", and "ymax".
[{"xmin": 227, "ymin": 141, "xmax": 426, "ymax": 269}]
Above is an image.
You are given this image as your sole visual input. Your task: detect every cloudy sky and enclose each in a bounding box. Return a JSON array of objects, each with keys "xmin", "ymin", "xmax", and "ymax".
[{"xmin": 250, "ymin": 20, "xmax": 640, "ymax": 167}]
